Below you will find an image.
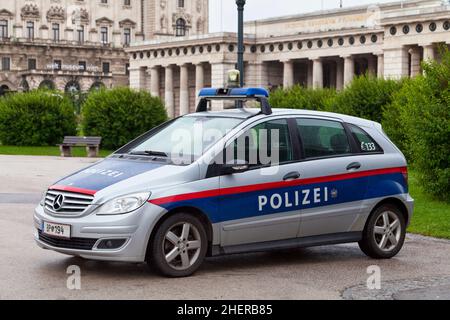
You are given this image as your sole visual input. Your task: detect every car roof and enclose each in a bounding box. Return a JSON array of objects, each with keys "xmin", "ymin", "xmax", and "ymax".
[{"xmin": 188, "ymin": 108, "xmax": 379, "ymax": 129}]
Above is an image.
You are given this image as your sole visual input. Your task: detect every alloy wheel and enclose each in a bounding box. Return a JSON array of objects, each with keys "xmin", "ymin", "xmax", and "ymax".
[
  {"xmin": 373, "ymin": 211, "xmax": 402, "ymax": 252},
  {"xmin": 163, "ymin": 222, "xmax": 202, "ymax": 271}
]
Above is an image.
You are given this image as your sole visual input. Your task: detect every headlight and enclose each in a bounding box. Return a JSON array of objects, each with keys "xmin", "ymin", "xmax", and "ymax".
[
  {"xmin": 95, "ymin": 192, "xmax": 151, "ymax": 215},
  {"xmin": 39, "ymin": 191, "xmax": 47, "ymax": 207}
]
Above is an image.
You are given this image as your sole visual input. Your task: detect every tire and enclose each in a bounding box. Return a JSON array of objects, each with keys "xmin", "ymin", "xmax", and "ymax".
[
  {"xmin": 358, "ymin": 204, "xmax": 406, "ymax": 259},
  {"xmin": 148, "ymin": 213, "xmax": 208, "ymax": 277}
]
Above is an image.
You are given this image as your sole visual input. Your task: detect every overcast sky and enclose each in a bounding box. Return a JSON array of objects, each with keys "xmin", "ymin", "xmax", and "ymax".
[{"xmin": 209, "ymin": 0, "xmax": 397, "ymax": 32}]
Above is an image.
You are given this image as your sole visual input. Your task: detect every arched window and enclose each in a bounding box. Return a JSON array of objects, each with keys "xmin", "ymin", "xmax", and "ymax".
[
  {"xmin": 175, "ymin": 18, "xmax": 186, "ymax": 37},
  {"xmin": 90, "ymin": 81, "xmax": 105, "ymax": 91},
  {"xmin": 0, "ymin": 85, "xmax": 10, "ymax": 96},
  {"xmin": 65, "ymin": 80, "xmax": 80, "ymax": 94},
  {"xmin": 39, "ymin": 80, "xmax": 55, "ymax": 90}
]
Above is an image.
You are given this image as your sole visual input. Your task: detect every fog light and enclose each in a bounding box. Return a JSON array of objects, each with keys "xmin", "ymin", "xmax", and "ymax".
[{"xmin": 96, "ymin": 239, "xmax": 127, "ymax": 250}]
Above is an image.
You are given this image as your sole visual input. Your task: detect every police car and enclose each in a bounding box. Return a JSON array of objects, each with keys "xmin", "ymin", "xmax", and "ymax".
[{"xmin": 34, "ymin": 85, "xmax": 413, "ymax": 277}]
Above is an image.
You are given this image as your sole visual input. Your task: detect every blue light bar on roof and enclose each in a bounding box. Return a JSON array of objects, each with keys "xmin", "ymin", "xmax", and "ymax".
[{"xmin": 198, "ymin": 87, "xmax": 269, "ymax": 98}]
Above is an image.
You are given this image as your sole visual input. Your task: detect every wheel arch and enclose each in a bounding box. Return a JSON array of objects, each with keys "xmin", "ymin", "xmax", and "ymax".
[
  {"xmin": 368, "ymin": 197, "xmax": 410, "ymax": 227},
  {"xmin": 145, "ymin": 206, "xmax": 214, "ymax": 260}
]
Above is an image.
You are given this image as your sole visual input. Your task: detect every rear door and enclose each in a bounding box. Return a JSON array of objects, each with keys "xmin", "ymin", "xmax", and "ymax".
[{"xmin": 292, "ymin": 117, "xmax": 371, "ymax": 238}]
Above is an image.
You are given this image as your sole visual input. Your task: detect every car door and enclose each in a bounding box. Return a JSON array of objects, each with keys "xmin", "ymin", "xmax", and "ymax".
[
  {"xmin": 218, "ymin": 118, "xmax": 303, "ymax": 247},
  {"xmin": 293, "ymin": 117, "xmax": 371, "ymax": 238}
]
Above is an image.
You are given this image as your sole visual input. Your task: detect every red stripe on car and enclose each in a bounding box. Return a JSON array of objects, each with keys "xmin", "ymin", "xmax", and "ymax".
[
  {"xmin": 149, "ymin": 167, "xmax": 407, "ymax": 206},
  {"xmin": 49, "ymin": 185, "xmax": 97, "ymax": 196}
]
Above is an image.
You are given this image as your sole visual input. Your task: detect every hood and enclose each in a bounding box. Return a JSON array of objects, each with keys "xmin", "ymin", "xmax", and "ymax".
[{"xmin": 50, "ymin": 157, "xmax": 196, "ymax": 197}]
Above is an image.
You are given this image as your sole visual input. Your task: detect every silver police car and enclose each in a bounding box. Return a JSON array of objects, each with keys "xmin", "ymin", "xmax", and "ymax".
[{"xmin": 34, "ymin": 87, "xmax": 413, "ymax": 277}]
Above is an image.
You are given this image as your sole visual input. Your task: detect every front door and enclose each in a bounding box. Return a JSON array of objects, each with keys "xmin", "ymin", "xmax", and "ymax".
[{"xmin": 218, "ymin": 118, "xmax": 302, "ymax": 247}]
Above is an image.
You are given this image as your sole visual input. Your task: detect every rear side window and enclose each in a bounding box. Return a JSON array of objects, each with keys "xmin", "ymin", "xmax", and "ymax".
[
  {"xmin": 296, "ymin": 118, "xmax": 351, "ymax": 158},
  {"xmin": 348, "ymin": 124, "xmax": 382, "ymax": 153}
]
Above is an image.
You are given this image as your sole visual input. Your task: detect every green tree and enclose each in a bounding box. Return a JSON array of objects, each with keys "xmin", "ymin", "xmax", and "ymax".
[
  {"xmin": 82, "ymin": 87, "xmax": 168, "ymax": 150},
  {"xmin": 391, "ymin": 49, "xmax": 450, "ymax": 201},
  {"xmin": 0, "ymin": 90, "xmax": 76, "ymax": 146}
]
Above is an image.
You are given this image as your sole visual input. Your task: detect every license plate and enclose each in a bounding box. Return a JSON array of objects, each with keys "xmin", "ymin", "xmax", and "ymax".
[{"xmin": 42, "ymin": 221, "xmax": 71, "ymax": 239}]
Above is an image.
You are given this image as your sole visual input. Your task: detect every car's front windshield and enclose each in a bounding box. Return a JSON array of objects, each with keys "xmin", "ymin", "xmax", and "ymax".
[{"xmin": 129, "ymin": 116, "xmax": 244, "ymax": 164}]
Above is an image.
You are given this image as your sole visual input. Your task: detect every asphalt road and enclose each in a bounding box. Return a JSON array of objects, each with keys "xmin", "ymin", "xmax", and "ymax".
[{"xmin": 0, "ymin": 155, "xmax": 449, "ymax": 300}]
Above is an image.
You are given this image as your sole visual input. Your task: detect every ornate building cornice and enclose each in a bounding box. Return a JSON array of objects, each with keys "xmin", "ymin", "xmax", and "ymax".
[
  {"xmin": 0, "ymin": 9, "xmax": 14, "ymax": 19},
  {"xmin": 95, "ymin": 17, "xmax": 114, "ymax": 27},
  {"xmin": 21, "ymin": 3, "xmax": 40, "ymax": 20},
  {"xmin": 46, "ymin": 6, "xmax": 65, "ymax": 22},
  {"xmin": 72, "ymin": 8, "xmax": 89, "ymax": 25},
  {"xmin": 172, "ymin": 11, "xmax": 192, "ymax": 27},
  {"xmin": 119, "ymin": 19, "xmax": 137, "ymax": 28}
]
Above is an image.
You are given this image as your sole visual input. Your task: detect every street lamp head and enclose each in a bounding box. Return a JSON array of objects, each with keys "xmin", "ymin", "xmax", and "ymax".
[{"xmin": 236, "ymin": 0, "xmax": 246, "ymax": 7}]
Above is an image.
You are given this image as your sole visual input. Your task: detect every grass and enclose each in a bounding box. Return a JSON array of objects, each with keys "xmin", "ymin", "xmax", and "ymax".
[
  {"xmin": 0, "ymin": 145, "xmax": 112, "ymax": 158},
  {"xmin": 0, "ymin": 146, "xmax": 448, "ymax": 239},
  {"xmin": 407, "ymin": 170, "xmax": 450, "ymax": 239}
]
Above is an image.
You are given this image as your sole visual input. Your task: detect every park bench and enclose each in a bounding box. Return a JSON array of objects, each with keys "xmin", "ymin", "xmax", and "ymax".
[{"xmin": 59, "ymin": 136, "xmax": 102, "ymax": 158}]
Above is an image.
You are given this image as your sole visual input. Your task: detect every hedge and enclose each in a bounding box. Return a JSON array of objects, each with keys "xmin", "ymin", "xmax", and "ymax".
[
  {"xmin": 269, "ymin": 85, "xmax": 336, "ymax": 111},
  {"xmin": 385, "ymin": 49, "xmax": 449, "ymax": 201},
  {"xmin": 0, "ymin": 90, "xmax": 77, "ymax": 146},
  {"xmin": 331, "ymin": 75, "xmax": 402, "ymax": 123},
  {"xmin": 81, "ymin": 87, "xmax": 167, "ymax": 150}
]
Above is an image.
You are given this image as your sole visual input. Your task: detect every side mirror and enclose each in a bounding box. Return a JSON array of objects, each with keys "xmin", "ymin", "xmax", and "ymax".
[{"xmin": 221, "ymin": 159, "xmax": 249, "ymax": 175}]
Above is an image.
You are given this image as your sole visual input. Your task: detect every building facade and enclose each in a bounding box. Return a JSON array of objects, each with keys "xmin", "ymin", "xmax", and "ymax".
[
  {"xmin": 127, "ymin": 0, "xmax": 450, "ymax": 117},
  {"xmin": 0, "ymin": 0, "xmax": 208, "ymax": 96}
]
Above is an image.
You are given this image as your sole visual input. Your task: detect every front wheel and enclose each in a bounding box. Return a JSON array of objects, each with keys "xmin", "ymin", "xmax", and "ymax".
[
  {"xmin": 359, "ymin": 204, "xmax": 406, "ymax": 259},
  {"xmin": 149, "ymin": 213, "xmax": 207, "ymax": 277}
]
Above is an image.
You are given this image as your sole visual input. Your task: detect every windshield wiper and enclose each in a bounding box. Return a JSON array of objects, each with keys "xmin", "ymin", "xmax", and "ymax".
[{"xmin": 129, "ymin": 150, "xmax": 168, "ymax": 157}]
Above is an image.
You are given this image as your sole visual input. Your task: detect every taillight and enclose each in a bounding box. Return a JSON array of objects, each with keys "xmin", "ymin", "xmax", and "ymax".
[{"xmin": 401, "ymin": 167, "xmax": 408, "ymax": 187}]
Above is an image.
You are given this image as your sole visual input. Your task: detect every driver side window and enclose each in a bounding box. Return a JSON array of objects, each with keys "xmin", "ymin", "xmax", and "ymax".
[{"xmin": 227, "ymin": 119, "xmax": 293, "ymax": 167}]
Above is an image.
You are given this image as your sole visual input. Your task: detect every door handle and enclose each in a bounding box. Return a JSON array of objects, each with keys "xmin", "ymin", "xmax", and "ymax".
[
  {"xmin": 283, "ymin": 171, "xmax": 301, "ymax": 181},
  {"xmin": 347, "ymin": 162, "xmax": 361, "ymax": 171}
]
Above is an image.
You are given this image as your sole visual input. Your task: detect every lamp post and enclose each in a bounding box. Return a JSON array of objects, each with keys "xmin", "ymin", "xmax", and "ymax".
[{"xmin": 236, "ymin": 0, "xmax": 246, "ymax": 87}]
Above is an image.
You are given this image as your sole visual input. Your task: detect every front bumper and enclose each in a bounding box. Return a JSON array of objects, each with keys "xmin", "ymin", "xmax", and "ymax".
[{"xmin": 34, "ymin": 203, "xmax": 165, "ymax": 262}]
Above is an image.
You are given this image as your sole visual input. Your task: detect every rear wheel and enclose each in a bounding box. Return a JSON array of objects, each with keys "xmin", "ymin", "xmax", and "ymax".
[
  {"xmin": 149, "ymin": 213, "xmax": 207, "ymax": 277},
  {"xmin": 359, "ymin": 204, "xmax": 406, "ymax": 259}
]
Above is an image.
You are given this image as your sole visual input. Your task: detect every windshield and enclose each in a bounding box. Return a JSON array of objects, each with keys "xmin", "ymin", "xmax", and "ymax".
[{"xmin": 130, "ymin": 116, "xmax": 244, "ymax": 164}]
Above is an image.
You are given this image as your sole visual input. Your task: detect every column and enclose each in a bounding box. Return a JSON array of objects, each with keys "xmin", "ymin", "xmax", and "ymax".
[
  {"xmin": 377, "ymin": 54, "xmax": 384, "ymax": 79},
  {"xmin": 312, "ymin": 59, "xmax": 323, "ymax": 89},
  {"xmin": 367, "ymin": 56, "xmax": 377, "ymax": 77},
  {"xmin": 255, "ymin": 62, "xmax": 269, "ymax": 88},
  {"xmin": 179, "ymin": 64, "xmax": 189, "ymax": 116},
  {"xmin": 410, "ymin": 48, "xmax": 421, "ymax": 77},
  {"xmin": 336, "ymin": 59, "xmax": 344, "ymax": 91},
  {"xmin": 422, "ymin": 44, "xmax": 435, "ymax": 62},
  {"xmin": 307, "ymin": 61, "xmax": 313, "ymax": 88},
  {"xmin": 282, "ymin": 60, "xmax": 294, "ymax": 89},
  {"xmin": 129, "ymin": 67, "xmax": 146, "ymax": 90},
  {"xmin": 343, "ymin": 55, "xmax": 354, "ymax": 86},
  {"xmin": 383, "ymin": 47, "xmax": 409, "ymax": 79},
  {"xmin": 164, "ymin": 65, "xmax": 175, "ymax": 118},
  {"xmin": 210, "ymin": 62, "xmax": 236, "ymax": 110},
  {"xmin": 150, "ymin": 66, "xmax": 160, "ymax": 97},
  {"xmin": 195, "ymin": 63, "xmax": 205, "ymax": 99}
]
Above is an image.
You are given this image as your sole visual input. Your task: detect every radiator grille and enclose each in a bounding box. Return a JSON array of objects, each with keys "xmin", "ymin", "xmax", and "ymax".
[
  {"xmin": 38, "ymin": 230, "xmax": 97, "ymax": 251},
  {"xmin": 44, "ymin": 189, "xmax": 94, "ymax": 216}
]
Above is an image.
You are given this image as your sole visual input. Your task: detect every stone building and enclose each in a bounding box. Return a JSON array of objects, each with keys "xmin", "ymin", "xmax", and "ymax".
[
  {"xmin": 127, "ymin": 0, "xmax": 450, "ymax": 117},
  {"xmin": 0, "ymin": 0, "xmax": 208, "ymax": 96}
]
